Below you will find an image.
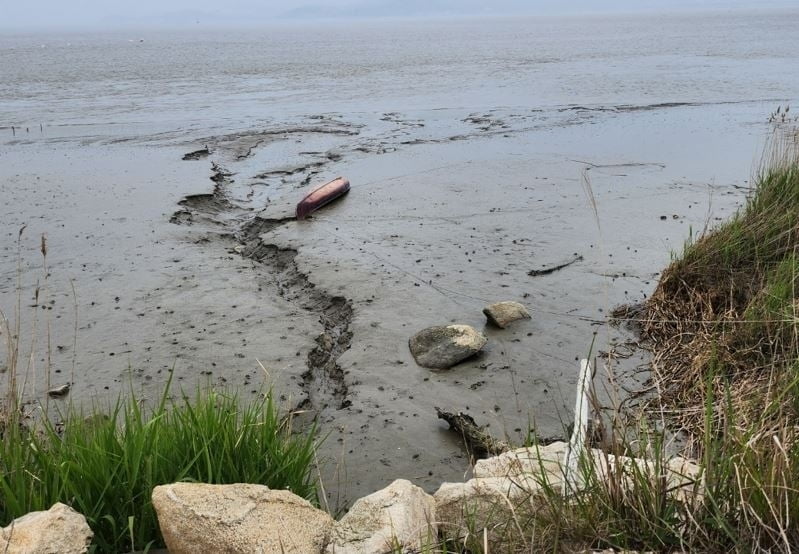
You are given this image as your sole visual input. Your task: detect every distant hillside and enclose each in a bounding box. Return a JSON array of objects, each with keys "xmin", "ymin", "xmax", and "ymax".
[
  {"xmin": 280, "ymin": 0, "xmax": 797, "ymax": 19},
  {"xmin": 281, "ymin": 0, "xmax": 559, "ymax": 19}
]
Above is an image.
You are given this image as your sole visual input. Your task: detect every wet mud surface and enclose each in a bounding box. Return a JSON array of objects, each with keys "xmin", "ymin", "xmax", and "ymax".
[{"xmin": 0, "ymin": 101, "xmax": 775, "ymax": 506}]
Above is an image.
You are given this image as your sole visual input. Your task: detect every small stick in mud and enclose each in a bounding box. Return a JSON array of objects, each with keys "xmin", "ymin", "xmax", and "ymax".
[
  {"xmin": 436, "ymin": 407, "xmax": 508, "ymax": 458},
  {"xmin": 528, "ymin": 254, "xmax": 583, "ymax": 277}
]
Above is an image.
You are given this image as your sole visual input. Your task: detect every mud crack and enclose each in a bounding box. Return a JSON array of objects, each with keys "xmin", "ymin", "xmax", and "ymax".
[
  {"xmin": 237, "ymin": 215, "xmax": 295, "ymax": 242},
  {"xmin": 170, "ymin": 163, "xmax": 242, "ymax": 226},
  {"xmin": 171, "ymin": 147, "xmax": 354, "ymax": 414},
  {"xmin": 241, "ymin": 240, "xmax": 353, "ymax": 411},
  {"xmin": 172, "ymin": 213, "xmax": 354, "ymax": 412}
]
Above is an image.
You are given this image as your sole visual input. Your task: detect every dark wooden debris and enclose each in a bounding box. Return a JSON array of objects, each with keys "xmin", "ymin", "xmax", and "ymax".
[{"xmin": 528, "ymin": 254, "xmax": 583, "ymax": 277}]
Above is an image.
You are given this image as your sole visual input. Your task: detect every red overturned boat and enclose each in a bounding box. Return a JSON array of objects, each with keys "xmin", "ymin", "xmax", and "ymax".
[{"xmin": 295, "ymin": 177, "xmax": 350, "ymax": 220}]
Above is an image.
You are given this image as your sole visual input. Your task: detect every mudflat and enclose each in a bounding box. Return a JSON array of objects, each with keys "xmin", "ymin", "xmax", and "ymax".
[{"xmin": 2, "ymin": 12, "xmax": 797, "ymax": 505}]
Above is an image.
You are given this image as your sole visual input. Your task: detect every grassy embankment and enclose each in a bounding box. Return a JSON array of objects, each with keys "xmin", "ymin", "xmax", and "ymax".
[
  {"xmin": 635, "ymin": 126, "xmax": 799, "ymax": 551},
  {"xmin": 0, "ymin": 238, "xmax": 319, "ymax": 552}
]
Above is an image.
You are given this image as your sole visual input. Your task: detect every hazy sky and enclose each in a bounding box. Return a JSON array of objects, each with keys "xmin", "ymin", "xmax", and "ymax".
[{"xmin": 1, "ymin": 0, "xmax": 793, "ymax": 30}]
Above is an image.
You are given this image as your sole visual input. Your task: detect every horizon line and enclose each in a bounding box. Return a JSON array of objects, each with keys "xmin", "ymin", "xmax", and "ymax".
[{"xmin": 1, "ymin": 5, "xmax": 796, "ymax": 34}]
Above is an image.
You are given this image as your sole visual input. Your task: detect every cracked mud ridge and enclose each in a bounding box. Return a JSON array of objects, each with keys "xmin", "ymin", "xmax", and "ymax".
[
  {"xmin": 239, "ymin": 242, "xmax": 353, "ymax": 413},
  {"xmin": 170, "ymin": 135, "xmax": 358, "ymax": 417}
]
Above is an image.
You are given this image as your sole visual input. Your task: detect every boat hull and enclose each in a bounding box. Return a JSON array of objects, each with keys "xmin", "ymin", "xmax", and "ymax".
[{"xmin": 295, "ymin": 177, "xmax": 350, "ymax": 220}]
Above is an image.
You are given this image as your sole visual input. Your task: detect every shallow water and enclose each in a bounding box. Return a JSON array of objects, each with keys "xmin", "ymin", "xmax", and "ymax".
[{"xmin": 1, "ymin": 10, "xmax": 798, "ymax": 504}]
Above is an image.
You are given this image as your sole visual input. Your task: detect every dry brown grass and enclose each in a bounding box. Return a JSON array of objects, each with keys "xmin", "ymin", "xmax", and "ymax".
[{"xmin": 642, "ymin": 126, "xmax": 799, "ymax": 438}]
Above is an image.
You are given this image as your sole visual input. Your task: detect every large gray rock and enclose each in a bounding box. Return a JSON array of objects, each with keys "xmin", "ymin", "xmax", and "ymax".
[
  {"xmin": 408, "ymin": 325, "xmax": 487, "ymax": 369},
  {"xmin": 0, "ymin": 502, "xmax": 93, "ymax": 554},
  {"xmin": 483, "ymin": 301, "xmax": 531, "ymax": 328},
  {"xmin": 326, "ymin": 479, "xmax": 436, "ymax": 554},
  {"xmin": 152, "ymin": 483, "xmax": 333, "ymax": 554}
]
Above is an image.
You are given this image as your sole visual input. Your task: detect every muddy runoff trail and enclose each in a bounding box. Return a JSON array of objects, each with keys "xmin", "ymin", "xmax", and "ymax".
[
  {"xmin": 166, "ymin": 112, "xmax": 582, "ymax": 504},
  {"xmin": 172, "ymin": 157, "xmax": 354, "ymax": 418},
  {"xmin": 239, "ymin": 237, "xmax": 353, "ymax": 413}
]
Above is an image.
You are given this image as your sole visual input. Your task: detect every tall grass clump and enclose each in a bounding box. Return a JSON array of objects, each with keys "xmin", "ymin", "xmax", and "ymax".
[
  {"xmin": 420, "ymin": 414, "xmax": 707, "ymax": 553},
  {"xmin": 644, "ymin": 125, "xmax": 799, "ymax": 433},
  {"xmin": 624, "ymin": 123, "xmax": 799, "ymax": 550},
  {"xmin": 0, "ymin": 377, "xmax": 318, "ymax": 552},
  {"xmin": 425, "ymin": 386, "xmax": 799, "ymax": 552}
]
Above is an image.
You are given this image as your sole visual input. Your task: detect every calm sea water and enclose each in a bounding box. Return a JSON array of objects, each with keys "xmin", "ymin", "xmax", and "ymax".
[{"xmin": 1, "ymin": 10, "xmax": 798, "ymax": 135}]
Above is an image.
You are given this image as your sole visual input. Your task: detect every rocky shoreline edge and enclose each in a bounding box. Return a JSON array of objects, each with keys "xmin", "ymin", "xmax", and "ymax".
[{"xmin": 1, "ymin": 437, "xmax": 701, "ymax": 554}]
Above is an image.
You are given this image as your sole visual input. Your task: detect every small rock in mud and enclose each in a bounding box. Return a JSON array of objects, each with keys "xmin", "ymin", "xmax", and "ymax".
[
  {"xmin": 47, "ymin": 383, "xmax": 71, "ymax": 398},
  {"xmin": 409, "ymin": 325, "xmax": 487, "ymax": 369},
  {"xmin": 483, "ymin": 301, "xmax": 531, "ymax": 328}
]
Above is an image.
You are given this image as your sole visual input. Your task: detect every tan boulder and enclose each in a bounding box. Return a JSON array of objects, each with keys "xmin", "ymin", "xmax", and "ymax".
[
  {"xmin": 591, "ymin": 451, "xmax": 703, "ymax": 503},
  {"xmin": 326, "ymin": 479, "xmax": 436, "ymax": 554},
  {"xmin": 474, "ymin": 441, "xmax": 568, "ymax": 485},
  {"xmin": 0, "ymin": 502, "xmax": 93, "ymax": 554},
  {"xmin": 666, "ymin": 456, "xmax": 703, "ymax": 504},
  {"xmin": 474, "ymin": 443, "xmax": 702, "ymax": 503},
  {"xmin": 483, "ymin": 301, "xmax": 531, "ymax": 328},
  {"xmin": 152, "ymin": 483, "xmax": 333, "ymax": 554},
  {"xmin": 434, "ymin": 476, "xmax": 538, "ymax": 545},
  {"xmin": 409, "ymin": 325, "xmax": 487, "ymax": 369}
]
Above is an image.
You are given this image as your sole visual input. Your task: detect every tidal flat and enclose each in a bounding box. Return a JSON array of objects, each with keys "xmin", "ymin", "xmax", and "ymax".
[{"xmin": 2, "ymin": 11, "xmax": 798, "ymax": 504}]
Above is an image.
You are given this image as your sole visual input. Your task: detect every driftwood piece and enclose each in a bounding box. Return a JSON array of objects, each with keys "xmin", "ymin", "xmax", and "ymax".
[
  {"xmin": 436, "ymin": 408, "xmax": 508, "ymax": 459},
  {"xmin": 528, "ymin": 254, "xmax": 583, "ymax": 277}
]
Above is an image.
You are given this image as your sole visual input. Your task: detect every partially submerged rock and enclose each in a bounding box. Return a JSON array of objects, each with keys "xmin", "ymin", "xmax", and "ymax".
[
  {"xmin": 0, "ymin": 502, "xmax": 93, "ymax": 554},
  {"xmin": 483, "ymin": 301, "xmax": 531, "ymax": 328},
  {"xmin": 435, "ymin": 408, "xmax": 509, "ymax": 457},
  {"xmin": 152, "ymin": 483, "xmax": 333, "ymax": 554},
  {"xmin": 326, "ymin": 479, "xmax": 436, "ymax": 554},
  {"xmin": 182, "ymin": 146, "xmax": 210, "ymax": 161},
  {"xmin": 408, "ymin": 325, "xmax": 487, "ymax": 369}
]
